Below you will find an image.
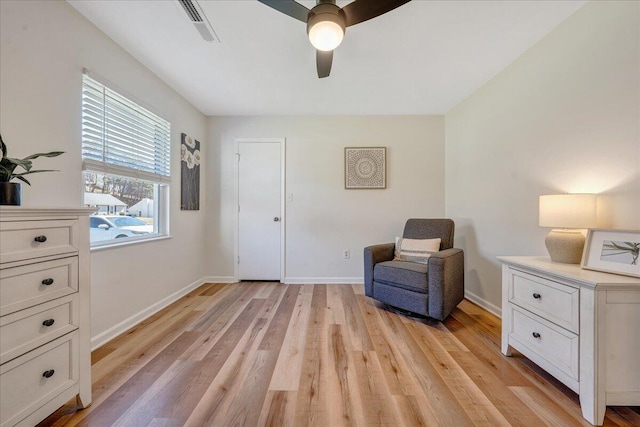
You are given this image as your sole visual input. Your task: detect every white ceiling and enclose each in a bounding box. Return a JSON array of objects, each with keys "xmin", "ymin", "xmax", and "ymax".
[{"xmin": 68, "ymin": 0, "xmax": 585, "ymax": 116}]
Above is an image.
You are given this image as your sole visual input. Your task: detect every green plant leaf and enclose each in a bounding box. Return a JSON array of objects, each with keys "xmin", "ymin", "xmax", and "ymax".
[
  {"xmin": 0, "ymin": 134, "xmax": 6, "ymax": 158},
  {"xmin": 3, "ymin": 157, "xmax": 33, "ymax": 171},
  {"xmin": 12, "ymin": 169, "xmax": 59, "ymax": 177},
  {"xmin": 23, "ymin": 151, "xmax": 65, "ymax": 160},
  {"xmin": 0, "ymin": 160, "xmax": 17, "ymax": 181},
  {"xmin": 13, "ymin": 175, "xmax": 31, "ymax": 185},
  {"xmin": 0, "ymin": 134, "xmax": 64, "ymax": 183}
]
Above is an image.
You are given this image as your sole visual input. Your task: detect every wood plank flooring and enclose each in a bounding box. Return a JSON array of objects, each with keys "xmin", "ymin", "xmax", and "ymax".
[{"xmin": 40, "ymin": 283, "xmax": 640, "ymax": 427}]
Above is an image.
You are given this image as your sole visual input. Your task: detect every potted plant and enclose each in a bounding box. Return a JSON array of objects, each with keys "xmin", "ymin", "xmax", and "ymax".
[{"xmin": 0, "ymin": 134, "xmax": 64, "ymax": 205}]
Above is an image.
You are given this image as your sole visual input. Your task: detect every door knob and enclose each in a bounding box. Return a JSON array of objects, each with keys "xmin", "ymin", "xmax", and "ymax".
[{"xmin": 273, "ymin": 217, "xmax": 280, "ymax": 222}]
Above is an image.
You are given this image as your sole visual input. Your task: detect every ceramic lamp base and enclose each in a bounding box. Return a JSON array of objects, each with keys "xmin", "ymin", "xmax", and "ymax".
[{"xmin": 545, "ymin": 229, "xmax": 585, "ymax": 264}]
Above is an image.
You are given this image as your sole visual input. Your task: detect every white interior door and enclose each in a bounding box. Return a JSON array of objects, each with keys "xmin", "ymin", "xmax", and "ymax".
[{"xmin": 237, "ymin": 140, "xmax": 283, "ymax": 281}]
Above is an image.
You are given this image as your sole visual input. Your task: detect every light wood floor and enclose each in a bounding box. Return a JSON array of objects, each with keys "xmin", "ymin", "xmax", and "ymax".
[{"xmin": 40, "ymin": 282, "xmax": 640, "ymax": 426}]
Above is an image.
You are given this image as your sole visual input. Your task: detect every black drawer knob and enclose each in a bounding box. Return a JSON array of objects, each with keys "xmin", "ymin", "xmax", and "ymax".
[
  {"xmin": 42, "ymin": 319, "xmax": 55, "ymax": 327},
  {"xmin": 42, "ymin": 278, "xmax": 54, "ymax": 286},
  {"xmin": 532, "ymin": 332, "xmax": 541, "ymax": 339},
  {"xmin": 532, "ymin": 293, "xmax": 541, "ymax": 299},
  {"xmin": 34, "ymin": 235, "xmax": 48, "ymax": 243},
  {"xmin": 42, "ymin": 369, "xmax": 55, "ymax": 378}
]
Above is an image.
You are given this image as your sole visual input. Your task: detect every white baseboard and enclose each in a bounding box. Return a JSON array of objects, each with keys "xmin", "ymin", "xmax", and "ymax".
[
  {"xmin": 91, "ymin": 277, "xmax": 207, "ymax": 350},
  {"xmin": 202, "ymin": 276, "xmax": 237, "ymax": 284},
  {"xmin": 284, "ymin": 277, "xmax": 364, "ymax": 285},
  {"xmin": 464, "ymin": 290, "xmax": 502, "ymax": 318}
]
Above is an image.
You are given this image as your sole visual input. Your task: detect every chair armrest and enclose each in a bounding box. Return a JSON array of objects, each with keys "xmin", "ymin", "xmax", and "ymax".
[
  {"xmin": 428, "ymin": 248, "xmax": 465, "ymax": 321},
  {"xmin": 363, "ymin": 243, "xmax": 395, "ymax": 297}
]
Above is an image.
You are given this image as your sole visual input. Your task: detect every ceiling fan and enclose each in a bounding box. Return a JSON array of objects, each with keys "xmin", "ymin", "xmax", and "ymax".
[{"xmin": 257, "ymin": 0, "xmax": 411, "ymax": 78}]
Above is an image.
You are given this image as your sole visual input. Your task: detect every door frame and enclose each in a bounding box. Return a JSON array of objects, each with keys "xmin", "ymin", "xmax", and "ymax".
[{"xmin": 234, "ymin": 138, "xmax": 286, "ymax": 282}]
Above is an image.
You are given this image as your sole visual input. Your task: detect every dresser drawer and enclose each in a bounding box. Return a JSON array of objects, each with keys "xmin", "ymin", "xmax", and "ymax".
[
  {"xmin": 0, "ymin": 295, "xmax": 78, "ymax": 365},
  {"xmin": 0, "ymin": 257, "xmax": 78, "ymax": 316},
  {"xmin": 0, "ymin": 220, "xmax": 78, "ymax": 264},
  {"xmin": 509, "ymin": 268, "xmax": 579, "ymax": 333},
  {"xmin": 0, "ymin": 332, "xmax": 78, "ymax": 427},
  {"xmin": 509, "ymin": 306, "xmax": 579, "ymax": 381}
]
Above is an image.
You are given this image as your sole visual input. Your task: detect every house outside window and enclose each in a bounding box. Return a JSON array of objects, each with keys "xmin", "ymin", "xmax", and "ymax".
[{"xmin": 81, "ymin": 72, "xmax": 170, "ymax": 246}]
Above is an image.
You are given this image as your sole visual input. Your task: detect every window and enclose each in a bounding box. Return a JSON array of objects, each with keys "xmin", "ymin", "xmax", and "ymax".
[{"xmin": 82, "ymin": 73, "xmax": 170, "ymax": 246}]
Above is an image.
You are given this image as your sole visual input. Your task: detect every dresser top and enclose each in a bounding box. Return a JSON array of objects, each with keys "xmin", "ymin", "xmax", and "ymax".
[
  {"xmin": 498, "ymin": 256, "xmax": 640, "ymax": 289},
  {"xmin": 0, "ymin": 206, "xmax": 96, "ymax": 220}
]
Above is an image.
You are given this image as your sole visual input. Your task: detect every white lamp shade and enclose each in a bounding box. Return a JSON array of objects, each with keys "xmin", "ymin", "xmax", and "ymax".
[
  {"xmin": 539, "ymin": 194, "xmax": 597, "ymax": 228},
  {"xmin": 308, "ymin": 20, "xmax": 344, "ymax": 51}
]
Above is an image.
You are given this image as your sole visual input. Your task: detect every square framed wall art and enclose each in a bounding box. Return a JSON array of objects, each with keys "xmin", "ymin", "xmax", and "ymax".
[{"xmin": 345, "ymin": 147, "xmax": 386, "ymax": 189}]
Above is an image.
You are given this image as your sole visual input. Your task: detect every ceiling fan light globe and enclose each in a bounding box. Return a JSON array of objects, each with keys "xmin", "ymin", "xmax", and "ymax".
[{"xmin": 308, "ymin": 20, "xmax": 344, "ymax": 51}]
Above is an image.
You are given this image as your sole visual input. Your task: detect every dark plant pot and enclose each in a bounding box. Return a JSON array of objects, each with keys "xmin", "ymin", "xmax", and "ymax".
[{"xmin": 0, "ymin": 182, "xmax": 22, "ymax": 205}]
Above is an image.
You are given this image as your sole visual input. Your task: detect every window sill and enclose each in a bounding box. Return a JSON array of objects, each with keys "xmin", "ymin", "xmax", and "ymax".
[{"xmin": 90, "ymin": 234, "xmax": 172, "ymax": 252}]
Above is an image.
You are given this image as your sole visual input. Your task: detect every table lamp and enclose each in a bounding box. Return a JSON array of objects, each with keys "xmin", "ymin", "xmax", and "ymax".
[{"xmin": 539, "ymin": 194, "xmax": 597, "ymax": 264}]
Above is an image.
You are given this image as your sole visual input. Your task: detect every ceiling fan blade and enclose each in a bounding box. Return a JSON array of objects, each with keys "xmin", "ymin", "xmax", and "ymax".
[
  {"xmin": 342, "ymin": 0, "xmax": 411, "ymax": 27},
  {"xmin": 316, "ymin": 50, "xmax": 333, "ymax": 78},
  {"xmin": 257, "ymin": 0, "xmax": 310, "ymax": 23}
]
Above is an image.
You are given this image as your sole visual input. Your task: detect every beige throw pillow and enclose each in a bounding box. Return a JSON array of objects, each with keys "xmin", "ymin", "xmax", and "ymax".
[{"xmin": 394, "ymin": 236, "xmax": 441, "ymax": 264}]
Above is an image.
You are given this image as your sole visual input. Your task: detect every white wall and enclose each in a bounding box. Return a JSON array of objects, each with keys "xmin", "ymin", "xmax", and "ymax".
[
  {"xmin": 445, "ymin": 1, "xmax": 640, "ymax": 312},
  {"xmin": 0, "ymin": 0, "xmax": 208, "ymax": 342},
  {"xmin": 206, "ymin": 116, "xmax": 445, "ymax": 282}
]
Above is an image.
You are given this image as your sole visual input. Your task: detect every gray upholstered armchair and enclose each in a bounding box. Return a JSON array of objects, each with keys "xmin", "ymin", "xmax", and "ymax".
[{"xmin": 364, "ymin": 219, "xmax": 464, "ymax": 321}]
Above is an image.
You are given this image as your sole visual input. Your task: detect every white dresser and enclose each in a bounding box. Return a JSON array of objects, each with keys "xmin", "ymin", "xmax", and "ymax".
[
  {"xmin": 499, "ymin": 256, "xmax": 640, "ymax": 426},
  {"xmin": 0, "ymin": 207, "xmax": 94, "ymax": 427}
]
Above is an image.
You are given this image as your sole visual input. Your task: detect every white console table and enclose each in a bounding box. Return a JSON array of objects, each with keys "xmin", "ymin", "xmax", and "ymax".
[{"xmin": 499, "ymin": 256, "xmax": 640, "ymax": 426}]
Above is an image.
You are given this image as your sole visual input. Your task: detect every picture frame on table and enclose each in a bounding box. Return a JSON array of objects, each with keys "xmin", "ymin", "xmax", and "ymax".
[{"xmin": 581, "ymin": 229, "xmax": 640, "ymax": 278}]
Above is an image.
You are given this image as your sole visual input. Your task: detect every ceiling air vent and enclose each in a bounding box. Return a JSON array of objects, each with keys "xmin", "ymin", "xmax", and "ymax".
[{"xmin": 175, "ymin": 0, "xmax": 219, "ymax": 42}]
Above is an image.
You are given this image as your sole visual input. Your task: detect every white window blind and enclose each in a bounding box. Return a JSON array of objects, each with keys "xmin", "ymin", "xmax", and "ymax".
[{"xmin": 82, "ymin": 74, "xmax": 171, "ymax": 183}]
